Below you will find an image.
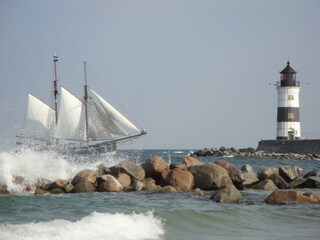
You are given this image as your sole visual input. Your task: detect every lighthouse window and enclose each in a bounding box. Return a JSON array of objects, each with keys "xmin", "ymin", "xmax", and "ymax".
[
  {"xmin": 288, "ymin": 112, "xmax": 294, "ymax": 120},
  {"xmin": 288, "ymin": 95, "xmax": 294, "ymax": 100}
]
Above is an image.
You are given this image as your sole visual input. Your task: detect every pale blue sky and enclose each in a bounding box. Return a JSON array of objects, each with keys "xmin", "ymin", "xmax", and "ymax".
[{"xmin": 1, "ymin": 0, "xmax": 319, "ymax": 149}]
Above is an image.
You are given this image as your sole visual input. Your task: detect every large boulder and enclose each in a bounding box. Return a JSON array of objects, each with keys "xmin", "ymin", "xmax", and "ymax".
[
  {"xmin": 142, "ymin": 178, "xmax": 160, "ymax": 191},
  {"xmin": 188, "ymin": 164, "xmax": 233, "ymax": 190},
  {"xmin": 211, "ymin": 185, "xmax": 242, "ymax": 203},
  {"xmin": 110, "ymin": 160, "xmax": 145, "ymax": 181},
  {"xmin": 215, "ymin": 160, "xmax": 244, "ymax": 189},
  {"xmin": 98, "ymin": 175, "xmax": 123, "ymax": 192},
  {"xmin": 116, "ymin": 173, "xmax": 131, "ymax": 188},
  {"xmin": 269, "ymin": 174, "xmax": 289, "ymax": 189},
  {"xmin": 266, "ymin": 190, "xmax": 314, "ymax": 204},
  {"xmin": 288, "ymin": 178, "xmax": 307, "ymax": 188},
  {"xmin": 48, "ymin": 179, "xmax": 70, "ymax": 194},
  {"xmin": 257, "ymin": 168, "xmax": 279, "ymax": 181},
  {"xmin": 254, "ymin": 179, "xmax": 278, "ymax": 190},
  {"xmin": 304, "ymin": 176, "xmax": 320, "ymax": 188},
  {"xmin": 183, "ymin": 156, "xmax": 203, "ymax": 167},
  {"xmin": 141, "ymin": 156, "xmax": 168, "ymax": 184},
  {"xmin": 72, "ymin": 180, "xmax": 96, "ymax": 193},
  {"xmin": 71, "ymin": 169, "xmax": 97, "ymax": 186},
  {"xmin": 168, "ymin": 168, "xmax": 194, "ymax": 190},
  {"xmin": 279, "ymin": 166, "xmax": 302, "ymax": 182},
  {"xmin": 241, "ymin": 164, "xmax": 259, "ymax": 188},
  {"xmin": 303, "ymin": 170, "xmax": 320, "ymax": 179}
]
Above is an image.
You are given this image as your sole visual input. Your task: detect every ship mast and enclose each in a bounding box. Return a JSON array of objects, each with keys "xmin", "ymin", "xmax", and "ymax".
[
  {"xmin": 83, "ymin": 59, "xmax": 89, "ymax": 145},
  {"xmin": 53, "ymin": 53, "xmax": 59, "ymax": 123}
]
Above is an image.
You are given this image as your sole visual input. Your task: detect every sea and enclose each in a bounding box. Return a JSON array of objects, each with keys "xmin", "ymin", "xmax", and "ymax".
[{"xmin": 0, "ymin": 148, "xmax": 320, "ymax": 240}]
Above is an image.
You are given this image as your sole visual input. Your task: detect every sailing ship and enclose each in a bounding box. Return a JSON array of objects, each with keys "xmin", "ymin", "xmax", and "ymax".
[{"xmin": 17, "ymin": 54, "xmax": 147, "ymax": 154}]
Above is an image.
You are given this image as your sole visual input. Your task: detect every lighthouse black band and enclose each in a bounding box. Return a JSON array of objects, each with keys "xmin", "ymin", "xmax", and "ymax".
[{"xmin": 277, "ymin": 107, "xmax": 300, "ymax": 122}]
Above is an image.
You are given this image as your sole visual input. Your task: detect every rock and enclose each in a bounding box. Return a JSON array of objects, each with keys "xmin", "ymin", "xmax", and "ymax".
[
  {"xmin": 117, "ymin": 173, "xmax": 131, "ymax": 188},
  {"xmin": 183, "ymin": 156, "xmax": 203, "ymax": 167},
  {"xmin": 269, "ymin": 174, "xmax": 289, "ymax": 189},
  {"xmin": 215, "ymin": 160, "xmax": 244, "ymax": 189},
  {"xmin": 211, "ymin": 185, "xmax": 242, "ymax": 203},
  {"xmin": 219, "ymin": 146, "xmax": 226, "ymax": 151},
  {"xmin": 71, "ymin": 169, "xmax": 97, "ymax": 186},
  {"xmin": 49, "ymin": 188, "xmax": 65, "ymax": 194},
  {"xmin": 168, "ymin": 168, "xmax": 194, "ymax": 190},
  {"xmin": 97, "ymin": 163, "xmax": 107, "ymax": 176},
  {"xmin": 254, "ymin": 179, "xmax": 278, "ymax": 190},
  {"xmin": 72, "ymin": 180, "xmax": 96, "ymax": 193},
  {"xmin": 142, "ymin": 178, "xmax": 160, "ymax": 191},
  {"xmin": 34, "ymin": 188, "xmax": 48, "ymax": 195},
  {"xmin": 98, "ymin": 175, "xmax": 123, "ymax": 192},
  {"xmin": 279, "ymin": 166, "xmax": 302, "ymax": 182},
  {"xmin": 242, "ymin": 172, "xmax": 259, "ymax": 188},
  {"xmin": 303, "ymin": 192, "xmax": 320, "ymax": 201},
  {"xmin": 303, "ymin": 170, "xmax": 320, "ymax": 179},
  {"xmin": 110, "ymin": 160, "xmax": 145, "ymax": 181},
  {"xmin": 132, "ymin": 179, "xmax": 144, "ymax": 191},
  {"xmin": 49, "ymin": 179, "xmax": 69, "ymax": 191},
  {"xmin": 188, "ymin": 164, "xmax": 233, "ymax": 190},
  {"xmin": 0, "ymin": 183, "xmax": 9, "ymax": 194},
  {"xmin": 169, "ymin": 163, "xmax": 188, "ymax": 170},
  {"xmin": 241, "ymin": 164, "xmax": 255, "ymax": 174},
  {"xmin": 159, "ymin": 186, "xmax": 176, "ymax": 193},
  {"xmin": 304, "ymin": 176, "xmax": 320, "ymax": 188},
  {"xmin": 141, "ymin": 156, "xmax": 168, "ymax": 184},
  {"xmin": 192, "ymin": 188, "xmax": 205, "ymax": 197},
  {"xmin": 257, "ymin": 168, "xmax": 279, "ymax": 181},
  {"xmin": 266, "ymin": 190, "xmax": 313, "ymax": 204},
  {"xmin": 63, "ymin": 184, "xmax": 74, "ymax": 193},
  {"xmin": 288, "ymin": 178, "xmax": 307, "ymax": 188}
]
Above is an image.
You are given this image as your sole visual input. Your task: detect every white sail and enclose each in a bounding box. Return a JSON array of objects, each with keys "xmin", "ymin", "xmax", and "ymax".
[
  {"xmin": 20, "ymin": 94, "xmax": 55, "ymax": 141},
  {"xmin": 90, "ymin": 89, "xmax": 141, "ymax": 133},
  {"xmin": 87, "ymin": 100, "xmax": 128, "ymax": 139},
  {"xmin": 54, "ymin": 87, "xmax": 85, "ymax": 140}
]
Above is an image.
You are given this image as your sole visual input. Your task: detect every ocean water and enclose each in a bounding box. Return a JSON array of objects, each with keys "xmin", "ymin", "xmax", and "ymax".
[{"xmin": 0, "ymin": 149, "xmax": 320, "ymax": 240}]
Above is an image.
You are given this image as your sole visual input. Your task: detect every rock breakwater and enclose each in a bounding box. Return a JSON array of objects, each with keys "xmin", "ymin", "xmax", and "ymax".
[
  {"xmin": 192, "ymin": 146, "xmax": 320, "ymax": 160},
  {"xmin": 1, "ymin": 155, "xmax": 319, "ymax": 205}
]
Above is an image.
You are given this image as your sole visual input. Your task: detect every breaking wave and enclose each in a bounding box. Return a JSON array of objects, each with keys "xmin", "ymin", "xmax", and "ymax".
[{"xmin": 0, "ymin": 211, "xmax": 164, "ymax": 240}]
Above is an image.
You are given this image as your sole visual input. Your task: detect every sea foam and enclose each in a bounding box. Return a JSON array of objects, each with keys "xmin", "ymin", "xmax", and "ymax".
[
  {"xmin": 0, "ymin": 148, "xmax": 121, "ymax": 193},
  {"xmin": 0, "ymin": 211, "xmax": 164, "ymax": 240}
]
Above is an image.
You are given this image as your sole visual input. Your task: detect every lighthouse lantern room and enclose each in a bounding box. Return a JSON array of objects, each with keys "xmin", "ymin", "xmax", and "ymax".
[{"xmin": 276, "ymin": 61, "xmax": 301, "ymax": 140}]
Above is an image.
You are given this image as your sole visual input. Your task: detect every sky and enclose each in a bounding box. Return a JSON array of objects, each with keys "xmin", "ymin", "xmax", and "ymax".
[{"xmin": 0, "ymin": 0, "xmax": 319, "ymax": 150}]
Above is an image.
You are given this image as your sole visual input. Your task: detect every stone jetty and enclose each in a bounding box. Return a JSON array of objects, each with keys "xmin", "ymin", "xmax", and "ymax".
[
  {"xmin": 1, "ymin": 155, "xmax": 320, "ymax": 205},
  {"xmin": 192, "ymin": 146, "xmax": 320, "ymax": 160}
]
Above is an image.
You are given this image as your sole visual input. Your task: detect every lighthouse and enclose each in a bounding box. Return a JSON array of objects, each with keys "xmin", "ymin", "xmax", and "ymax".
[{"xmin": 276, "ymin": 61, "xmax": 301, "ymax": 140}]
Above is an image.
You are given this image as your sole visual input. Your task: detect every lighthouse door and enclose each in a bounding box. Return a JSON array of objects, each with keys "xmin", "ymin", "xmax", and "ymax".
[{"xmin": 288, "ymin": 129, "xmax": 295, "ymax": 140}]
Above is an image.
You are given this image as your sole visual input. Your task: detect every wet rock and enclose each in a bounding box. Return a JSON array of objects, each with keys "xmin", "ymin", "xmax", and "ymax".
[
  {"xmin": 49, "ymin": 179, "xmax": 69, "ymax": 191},
  {"xmin": 71, "ymin": 169, "xmax": 97, "ymax": 186},
  {"xmin": 304, "ymin": 176, "xmax": 320, "ymax": 188},
  {"xmin": 132, "ymin": 179, "xmax": 144, "ymax": 191},
  {"xmin": 266, "ymin": 190, "xmax": 313, "ymax": 204},
  {"xmin": 254, "ymin": 179, "xmax": 278, "ymax": 190},
  {"xmin": 72, "ymin": 180, "xmax": 96, "ymax": 193},
  {"xmin": 303, "ymin": 192, "xmax": 320, "ymax": 201},
  {"xmin": 168, "ymin": 168, "xmax": 194, "ymax": 190},
  {"xmin": 142, "ymin": 178, "xmax": 160, "ymax": 191},
  {"xmin": 241, "ymin": 164, "xmax": 255, "ymax": 174},
  {"xmin": 269, "ymin": 174, "xmax": 289, "ymax": 189},
  {"xmin": 34, "ymin": 188, "xmax": 48, "ymax": 195},
  {"xmin": 110, "ymin": 160, "xmax": 145, "ymax": 181},
  {"xmin": 116, "ymin": 173, "xmax": 131, "ymax": 188},
  {"xmin": 63, "ymin": 183, "xmax": 74, "ymax": 193},
  {"xmin": 279, "ymin": 166, "xmax": 302, "ymax": 182},
  {"xmin": 97, "ymin": 163, "xmax": 107, "ymax": 176},
  {"xmin": 188, "ymin": 164, "xmax": 233, "ymax": 190},
  {"xmin": 303, "ymin": 170, "xmax": 320, "ymax": 179},
  {"xmin": 159, "ymin": 186, "xmax": 176, "ymax": 193},
  {"xmin": 288, "ymin": 178, "xmax": 307, "ymax": 188},
  {"xmin": 141, "ymin": 156, "xmax": 168, "ymax": 184},
  {"xmin": 183, "ymin": 156, "xmax": 203, "ymax": 167},
  {"xmin": 215, "ymin": 160, "xmax": 244, "ymax": 190},
  {"xmin": 257, "ymin": 168, "xmax": 279, "ymax": 181},
  {"xmin": 169, "ymin": 163, "xmax": 187, "ymax": 171},
  {"xmin": 211, "ymin": 185, "xmax": 242, "ymax": 203},
  {"xmin": 49, "ymin": 188, "xmax": 65, "ymax": 194},
  {"xmin": 98, "ymin": 175, "xmax": 123, "ymax": 192}
]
